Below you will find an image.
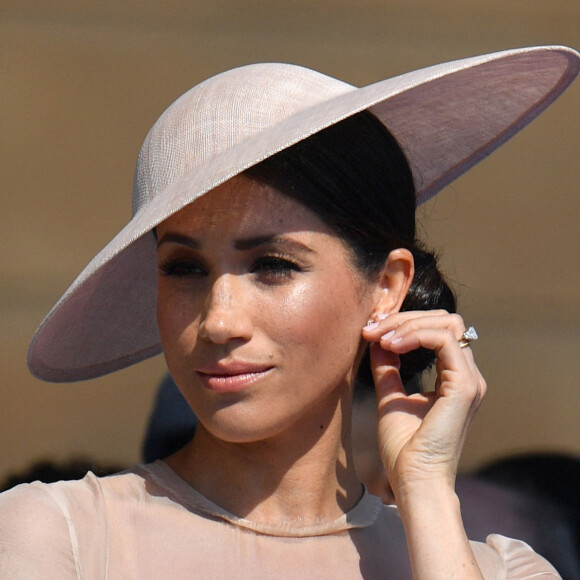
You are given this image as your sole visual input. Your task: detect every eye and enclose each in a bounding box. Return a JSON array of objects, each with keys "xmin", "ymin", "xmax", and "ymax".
[
  {"xmin": 158, "ymin": 257, "xmax": 206, "ymax": 278},
  {"xmin": 251, "ymin": 256, "xmax": 302, "ymax": 281}
]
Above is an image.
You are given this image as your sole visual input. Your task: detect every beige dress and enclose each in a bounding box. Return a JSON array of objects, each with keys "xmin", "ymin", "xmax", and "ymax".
[{"xmin": 0, "ymin": 461, "xmax": 561, "ymax": 579}]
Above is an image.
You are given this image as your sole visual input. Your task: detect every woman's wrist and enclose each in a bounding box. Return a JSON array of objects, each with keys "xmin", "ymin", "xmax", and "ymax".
[
  {"xmin": 393, "ymin": 475, "xmax": 461, "ymax": 531},
  {"xmin": 394, "ymin": 480, "xmax": 484, "ymax": 580}
]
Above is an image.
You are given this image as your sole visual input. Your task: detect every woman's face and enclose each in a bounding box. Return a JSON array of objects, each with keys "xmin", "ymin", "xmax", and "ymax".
[{"xmin": 156, "ymin": 174, "xmax": 380, "ymax": 443}]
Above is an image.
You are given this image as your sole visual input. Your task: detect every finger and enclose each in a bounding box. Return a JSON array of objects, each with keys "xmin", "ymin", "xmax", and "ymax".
[
  {"xmin": 368, "ymin": 342, "xmax": 406, "ymax": 402},
  {"xmin": 362, "ymin": 310, "xmax": 464, "ymax": 343},
  {"xmin": 369, "ymin": 343, "xmax": 433, "ymax": 474},
  {"xmin": 381, "ymin": 326, "xmax": 465, "ymax": 363},
  {"xmin": 370, "ymin": 312, "xmax": 480, "ymax": 375},
  {"xmin": 381, "ymin": 327, "xmax": 486, "ymax": 403},
  {"xmin": 365, "ymin": 311, "xmax": 487, "ymax": 411},
  {"xmin": 383, "ymin": 325, "xmax": 481, "ymax": 381}
]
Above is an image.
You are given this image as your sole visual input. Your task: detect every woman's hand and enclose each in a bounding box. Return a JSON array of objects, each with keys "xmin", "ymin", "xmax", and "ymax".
[
  {"xmin": 362, "ymin": 310, "xmax": 487, "ymax": 579},
  {"xmin": 361, "ymin": 310, "xmax": 486, "ymax": 498}
]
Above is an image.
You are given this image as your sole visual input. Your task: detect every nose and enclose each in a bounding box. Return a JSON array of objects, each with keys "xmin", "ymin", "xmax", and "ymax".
[{"xmin": 198, "ymin": 274, "xmax": 254, "ymax": 344}]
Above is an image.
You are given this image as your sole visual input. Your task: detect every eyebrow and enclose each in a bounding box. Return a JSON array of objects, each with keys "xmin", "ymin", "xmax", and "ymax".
[
  {"xmin": 157, "ymin": 233, "xmax": 201, "ymax": 250},
  {"xmin": 234, "ymin": 235, "xmax": 316, "ymax": 255},
  {"xmin": 157, "ymin": 232, "xmax": 317, "ymax": 255}
]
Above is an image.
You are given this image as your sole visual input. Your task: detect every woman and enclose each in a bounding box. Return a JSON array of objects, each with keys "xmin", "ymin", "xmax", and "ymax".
[{"xmin": 2, "ymin": 46, "xmax": 578, "ymax": 578}]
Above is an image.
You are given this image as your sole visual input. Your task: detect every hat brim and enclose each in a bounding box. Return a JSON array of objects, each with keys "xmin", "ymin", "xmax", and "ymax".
[{"xmin": 28, "ymin": 45, "xmax": 580, "ymax": 382}]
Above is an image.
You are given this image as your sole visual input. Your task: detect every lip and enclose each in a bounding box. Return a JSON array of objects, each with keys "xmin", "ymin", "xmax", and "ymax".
[{"xmin": 196, "ymin": 362, "xmax": 274, "ymax": 393}]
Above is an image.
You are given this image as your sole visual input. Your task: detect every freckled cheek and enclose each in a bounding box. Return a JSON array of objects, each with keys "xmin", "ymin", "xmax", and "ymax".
[{"xmin": 156, "ymin": 287, "xmax": 202, "ymax": 350}]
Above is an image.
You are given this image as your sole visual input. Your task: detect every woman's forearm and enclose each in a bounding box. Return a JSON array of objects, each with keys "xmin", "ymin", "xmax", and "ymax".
[{"xmin": 395, "ymin": 480, "xmax": 484, "ymax": 580}]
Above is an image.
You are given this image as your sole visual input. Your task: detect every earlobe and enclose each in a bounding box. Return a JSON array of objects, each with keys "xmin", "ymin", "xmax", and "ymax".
[{"xmin": 371, "ymin": 249, "xmax": 414, "ymax": 317}]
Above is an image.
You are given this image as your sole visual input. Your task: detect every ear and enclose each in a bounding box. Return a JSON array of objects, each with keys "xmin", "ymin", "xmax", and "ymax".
[{"xmin": 371, "ymin": 248, "xmax": 414, "ymax": 316}]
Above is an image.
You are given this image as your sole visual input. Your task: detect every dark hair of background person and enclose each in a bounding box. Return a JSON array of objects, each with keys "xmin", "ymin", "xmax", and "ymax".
[
  {"xmin": 477, "ymin": 452, "xmax": 580, "ymax": 564},
  {"xmin": 246, "ymin": 111, "xmax": 456, "ymax": 389},
  {"xmin": 456, "ymin": 474, "xmax": 580, "ymax": 580},
  {"xmin": 0, "ymin": 459, "xmax": 123, "ymax": 492}
]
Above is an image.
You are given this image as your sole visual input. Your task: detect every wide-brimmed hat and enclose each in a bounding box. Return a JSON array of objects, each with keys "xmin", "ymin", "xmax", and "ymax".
[{"xmin": 28, "ymin": 45, "xmax": 579, "ymax": 382}]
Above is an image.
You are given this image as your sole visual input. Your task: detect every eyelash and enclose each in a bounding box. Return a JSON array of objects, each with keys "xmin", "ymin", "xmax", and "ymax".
[
  {"xmin": 158, "ymin": 255, "xmax": 303, "ymax": 281},
  {"xmin": 158, "ymin": 258, "xmax": 206, "ymax": 278},
  {"xmin": 251, "ymin": 256, "xmax": 302, "ymax": 280}
]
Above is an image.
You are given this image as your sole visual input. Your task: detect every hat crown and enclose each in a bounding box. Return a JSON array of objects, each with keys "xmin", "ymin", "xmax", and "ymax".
[{"xmin": 132, "ymin": 63, "xmax": 353, "ymax": 215}]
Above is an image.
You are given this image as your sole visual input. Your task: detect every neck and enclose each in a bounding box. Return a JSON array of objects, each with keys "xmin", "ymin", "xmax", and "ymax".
[{"xmin": 165, "ymin": 389, "xmax": 363, "ymax": 527}]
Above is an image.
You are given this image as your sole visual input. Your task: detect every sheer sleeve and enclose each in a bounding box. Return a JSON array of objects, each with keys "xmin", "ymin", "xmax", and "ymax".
[
  {"xmin": 0, "ymin": 483, "xmax": 79, "ymax": 579},
  {"xmin": 471, "ymin": 534, "xmax": 562, "ymax": 579}
]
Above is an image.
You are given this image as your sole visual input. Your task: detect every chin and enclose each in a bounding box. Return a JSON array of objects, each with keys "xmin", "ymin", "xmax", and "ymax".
[{"xmin": 201, "ymin": 407, "xmax": 288, "ymax": 444}]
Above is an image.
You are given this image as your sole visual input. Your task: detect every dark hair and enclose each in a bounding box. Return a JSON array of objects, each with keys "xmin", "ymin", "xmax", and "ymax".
[
  {"xmin": 0, "ymin": 459, "xmax": 122, "ymax": 491},
  {"xmin": 246, "ymin": 111, "xmax": 455, "ymax": 388},
  {"xmin": 477, "ymin": 452, "xmax": 580, "ymax": 561}
]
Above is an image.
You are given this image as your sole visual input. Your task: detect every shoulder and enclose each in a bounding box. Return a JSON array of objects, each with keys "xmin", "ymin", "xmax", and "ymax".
[
  {"xmin": 471, "ymin": 534, "xmax": 563, "ymax": 579},
  {"xmin": 0, "ymin": 480, "xmax": 80, "ymax": 578},
  {"xmin": 0, "ymin": 467, "xmax": 139, "ymax": 518},
  {"xmin": 0, "ymin": 466, "xmax": 152, "ymax": 579},
  {"xmin": 0, "ymin": 479, "xmax": 66, "ymax": 534}
]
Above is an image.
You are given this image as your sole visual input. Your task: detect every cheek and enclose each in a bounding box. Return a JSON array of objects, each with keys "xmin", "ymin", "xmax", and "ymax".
[
  {"xmin": 275, "ymin": 278, "xmax": 366, "ymax": 364},
  {"xmin": 156, "ymin": 284, "xmax": 201, "ymax": 355}
]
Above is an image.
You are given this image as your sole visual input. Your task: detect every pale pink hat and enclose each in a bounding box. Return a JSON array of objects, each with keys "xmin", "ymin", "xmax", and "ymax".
[{"xmin": 28, "ymin": 45, "xmax": 579, "ymax": 382}]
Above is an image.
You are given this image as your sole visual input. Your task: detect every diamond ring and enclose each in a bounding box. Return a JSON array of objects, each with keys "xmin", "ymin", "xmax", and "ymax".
[{"xmin": 458, "ymin": 326, "xmax": 478, "ymax": 349}]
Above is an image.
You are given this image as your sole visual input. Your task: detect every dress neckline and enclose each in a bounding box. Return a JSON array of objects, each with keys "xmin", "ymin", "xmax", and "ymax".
[{"xmin": 135, "ymin": 460, "xmax": 386, "ymax": 538}]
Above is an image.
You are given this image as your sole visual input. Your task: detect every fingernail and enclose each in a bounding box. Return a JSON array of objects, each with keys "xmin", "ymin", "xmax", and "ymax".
[
  {"xmin": 391, "ymin": 337, "xmax": 403, "ymax": 345},
  {"xmin": 377, "ymin": 313, "xmax": 389, "ymax": 320},
  {"xmin": 381, "ymin": 330, "xmax": 395, "ymax": 340},
  {"xmin": 363, "ymin": 321, "xmax": 379, "ymax": 330}
]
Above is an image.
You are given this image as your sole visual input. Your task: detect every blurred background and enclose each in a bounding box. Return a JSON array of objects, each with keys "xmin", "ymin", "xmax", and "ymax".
[{"xmin": 1, "ymin": 0, "xmax": 578, "ymax": 484}]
